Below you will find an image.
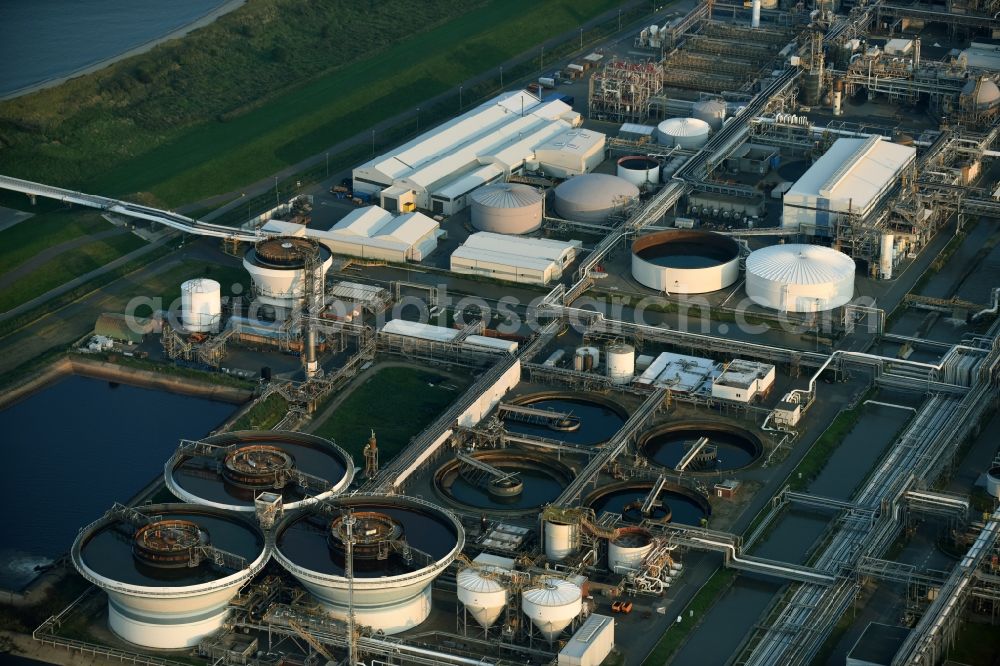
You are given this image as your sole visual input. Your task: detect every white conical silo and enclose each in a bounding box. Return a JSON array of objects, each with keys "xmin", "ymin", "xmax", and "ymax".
[
  {"xmin": 181, "ymin": 278, "xmax": 222, "ymax": 333},
  {"xmin": 522, "ymin": 578, "xmax": 582, "ymax": 642},
  {"xmin": 457, "ymin": 568, "xmax": 507, "ymax": 630}
]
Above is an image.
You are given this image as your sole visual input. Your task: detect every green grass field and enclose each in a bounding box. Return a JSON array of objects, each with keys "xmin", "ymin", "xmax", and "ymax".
[
  {"xmin": 0, "ymin": 231, "xmax": 147, "ymax": 312},
  {"xmin": 0, "ymin": 209, "xmax": 111, "ymax": 273},
  {"xmin": 312, "ymin": 365, "xmax": 470, "ymax": 466},
  {"xmin": 230, "ymin": 393, "xmax": 289, "ymax": 431},
  {"xmin": 0, "ymin": 0, "xmax": 624, "ymax": 206}
]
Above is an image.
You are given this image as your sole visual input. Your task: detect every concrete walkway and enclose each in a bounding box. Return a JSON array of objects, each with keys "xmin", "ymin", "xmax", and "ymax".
[{"xmin": 0, "ymin": 228, "xmax": 125, "ymax": 291}]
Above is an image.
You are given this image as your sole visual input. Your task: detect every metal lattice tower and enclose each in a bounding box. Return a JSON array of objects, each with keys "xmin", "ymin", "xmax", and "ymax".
[{"xmin": 588, "ymin": 57, "xmax": 662, "ymax": 124}]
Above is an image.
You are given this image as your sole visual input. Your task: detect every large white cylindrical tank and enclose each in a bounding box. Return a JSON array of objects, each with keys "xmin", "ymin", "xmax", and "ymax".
[
  {"xmin": 522, "ymin": 579, "xmax": 582, "ymax": 641},
  {"xmin": 608, "ymin": 528, "xmax": 655, "ymax": 573},
  {"xmin": 746, "ymin": 244, "xmax": 855, "ymax": 312},
  {"xmin": 632, "ymin": 230, "xmax": 741, "ymax": 294},
  {"xmin": 692, "ymin": 99, "xmax": 727, "ymax": 131},
  {"xmin": 457, "ymin": 568, "xmax": 508, "ymax": 629},
  {"xmin": 987, "ymin": 467, "xmax": 1000, "ymax": 498},
  {"xmin": 470, "ymin": 183, "xmax": 544, "ymax": 235},
  {"xmin": 243, "ymin": 237, "xmax": 333, "ymax": 313},
  {"xmin": 71, "ymin": 504, "xmax": 269, "ymax": 649},
  {"xmin": 553, "ymin": 174, "xmax": 640, "ymax": 223},
  {"xmin": 656, "ymin": 117, "xmax": 711, "ymax": 149},
  {"xmin": 616, "ymin": 156, "xmax": 661, "ymax": 188},
  {"xmin": 880, "ymin": 234, "xmax": 895, "ymax": 280},
  {"xmin": 606, "ymin": 344, "xmax": 636, "ymax": 385},
  {"xmin": 274, "ymin": 495, "xmax": 464, "ymax": 635},
  {"xmin": 181, "ymin": 278, "xmax": 221, "ymax": 333},
  {"xmin": 545, "ymin": 521, "xmax": 580, "ymax": 561}
]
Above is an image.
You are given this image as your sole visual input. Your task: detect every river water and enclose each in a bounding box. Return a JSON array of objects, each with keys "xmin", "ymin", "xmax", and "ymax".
[
  {"xmin": 0, "ymin": 0, "xmax": 233, "ymax": 97},
  {"xmin": 0, "ymin": 374, "xmax": 236, "ymax": 591}
]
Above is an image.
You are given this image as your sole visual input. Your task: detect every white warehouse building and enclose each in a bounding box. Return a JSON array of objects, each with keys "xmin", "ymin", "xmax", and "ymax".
[
  {"xmin": 352, "ymin": 91, "xmax": 601, "ymax": 216},
  {"xmin": 533, "ymin": 129, "xmax": 606, "ymax": 179},
  {"xmin": 781, "ymin": 136, "xmax": 916, "ymax": 235},
  {"xmin": 451, "ymin": 232, "xmax": 581, "ymax": 285},
  {"xmin": 262, "ymin": 209, "xmax": 440, "ymax": 263}
]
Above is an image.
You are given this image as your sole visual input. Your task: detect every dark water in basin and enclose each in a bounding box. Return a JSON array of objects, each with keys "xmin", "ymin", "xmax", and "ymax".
[
  {"xmin": 644, "ymin": 428, "xmax": 759, "ymax": 471},
  {"xmin": 590, "ymin": 488, "xmax": 707, "ymax": 526},
  {"xmin": 446, "ymin": 467, "xmax": 564, "ymax": 511},
  {"xmin": 636, "ymin": 242, "xmax": 733, "ymax": 269},
  {"xmin": 504, "ymin": 397, "xmax": 625, "ymax": 445},
  {"xmin": 0, "ymin": 375, "xmax": 235, "ymax": 590}
]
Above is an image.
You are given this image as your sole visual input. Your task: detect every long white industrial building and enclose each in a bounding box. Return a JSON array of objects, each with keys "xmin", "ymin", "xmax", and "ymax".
[
  {"xmin": 451, "ymin": 232, "xmax": 582, "ymax": 285},
  {"xmin": 781, "ymin": 136, "xmax": 916, "ymax": 234},
  {"xmin": 262, "ymin": 207, "xmax": 440, "ymax": 263},
  {"xmin": 353, "ymin": 91, "xmax": 603, "ymax": 216}
]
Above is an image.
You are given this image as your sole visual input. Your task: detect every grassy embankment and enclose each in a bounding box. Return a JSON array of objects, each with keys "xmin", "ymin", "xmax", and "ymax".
[
  {"xmin": 312, "ymin": 366, "xmax": 470, "ymax": 465},
  {"xmin": 641, "ymin": 569, "xmax": 738, "ymax": 665},
  {"xmin": 0, "ymin": 0, "xmax": 629, "ymax": 207},
  {"xmin": 229, "ymin": 393, "xmax": 289, "ymax": 431}
]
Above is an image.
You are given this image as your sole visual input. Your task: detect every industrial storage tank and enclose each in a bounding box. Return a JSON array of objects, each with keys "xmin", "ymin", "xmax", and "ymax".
[
  {"xmin": 470, "ymin": 183, "xmax": 544, "ymax": 235},
  {"xmin": 692, "ymin": 98, "xmax": 727, "ymax": 130},
  {"xmin": 746, "ymin": 244, "xmax": 855, "ymax": 312},
  {"xmin": 606, "ymin": 343, "xmax": 636, "ymax": 384},
  {"xmin": 165, "ymin": 430, "xmax": 355, "ymax": 514},
  {"xmin": 273, "ymin": 494, "xmax": 464, "ymax": 634},
  {"xmin": 632, "ymin": 230, "xmax": 741, "ymax": 293},
  {"xmin": 243, "ymin": 236, "xmax": 333, "ymax": 316},
  {"xmin": 656, "ymin": 117, "xmax": 711, "ymax": 149},
  {"xmin": 608, "ymin": 527, "xmax": 655, "ymax": 573},
  {"xmin": 553, "ymin": 174, "xmax": 640, "ymax": 223},
  {"xmin": 180, "ymin": 278, "xmax": 222, "ymax": 333},
  {"xmin": 616, "ymin": 156, "xmax": 661, "ymax": 188},
  {"xmin": 457, "ymin": 568, "xmax": 508, "ymax": 630},
  {"xmin": 544, "ymin": 520, "xmax": 580, "ymax": 561},
  {"xmin": 522, "ymin": 578, "xmax": 582, "ymax": 642},
  {"xmin": 71, "ymin": 503, "xmax": 269, "ymax": 649},
  {"xmin": 987, "ymin": 466, "xmax": 1000, "ymax": 499}
]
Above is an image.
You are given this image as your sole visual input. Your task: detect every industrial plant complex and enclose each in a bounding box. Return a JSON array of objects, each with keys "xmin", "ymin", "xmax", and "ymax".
[{"xmin": 4, "ymin": 1, "xmax": 1000, "ymax": 666}]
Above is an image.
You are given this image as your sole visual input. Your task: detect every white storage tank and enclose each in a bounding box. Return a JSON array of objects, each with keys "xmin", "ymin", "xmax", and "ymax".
[
  {"xmin": 616, "ymin": 156, "xmax": 661, "ymax": 188},
  {"xmin": 545, "ymin": 521, "xmax": 580, "ymax": 561},
  {"xmin": 656, "ymin": 117, "xmax": 711, "ymax": 149},
  {"xmin": 746, "ymin": 244, "xmax": 855, "ymax": 312},
  {"xmin": 880, "ymin": 233, "xmax": 895, "ymax": 279},
  {"xmin": 522, "ymin": 578, "xmax": 582, "ymax": 642},
  {"xmin": 181, "ymin": 278, "xmax": 222, "ymax": 333},
  {"xmin": 470, "ymin": 183, "xmax": 545, "ymax": 235},
  {"xmin": 457, "ymin": 568, "xmax": 508, "ymax": 630},
  {"xmin": 554, "ymin": 174, "xmax": 639, "ymax": 223},
  {"xmin": 987, "ymin": 466, "xmax": 1000, "ymax": 499},
  {"xmin": 608, "ymin": 528, "xmax": 654, "ymax": 573},
  {"xmin": 606, "ymin": 344, "xmax": 636, "ymax": 385},
  {"xmin": 692, "ymin": 99, "xmax": 727, "ymax": 131},
  {"xmin": 632, "ymin": 230, "xmax": 741, "ymax": 294}
]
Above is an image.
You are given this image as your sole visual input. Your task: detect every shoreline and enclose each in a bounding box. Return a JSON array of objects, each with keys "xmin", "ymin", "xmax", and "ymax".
[
  {"xmin": 0, "ymin": 354, "xmax": 253, "ymax": 411},
  {"xmin": 0, "ymin": 0, "xmax": 247, "ymax": 102}
]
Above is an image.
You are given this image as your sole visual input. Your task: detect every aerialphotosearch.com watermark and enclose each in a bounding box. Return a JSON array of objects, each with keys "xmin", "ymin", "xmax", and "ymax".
[{"xmin": 123, "ymin": 282, "xmax": 882, "ymax": 341}]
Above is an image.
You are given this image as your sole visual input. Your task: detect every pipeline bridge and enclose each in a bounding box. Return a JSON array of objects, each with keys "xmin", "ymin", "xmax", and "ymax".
[{"xmin": 0, "ymin": 175, "xmax": 262, "ymax": 241}]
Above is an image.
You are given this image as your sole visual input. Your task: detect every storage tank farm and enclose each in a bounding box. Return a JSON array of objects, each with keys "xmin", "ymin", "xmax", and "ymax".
[
  {"xmin": 745, "ymin": 243, "xmax": 855, "ymax": 312},
  {"xmin": 272, "ymin": 494, "xmax": 465, "ymax": 634},
  {"xmin": 165, "ymin": 430, "xmax": 355, "ymax": 512},
  {"xmin": 553, "ymin": 173, "xmax": 639, "ymax": 223},
  {"xmin": 71, "ymin": 503, "xmax": 269, "ymax": 649}
]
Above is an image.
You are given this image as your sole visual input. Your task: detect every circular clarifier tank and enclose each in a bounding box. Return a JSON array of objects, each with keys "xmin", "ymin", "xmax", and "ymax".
[
  {"xmin": 434, "ymin": 450, "xmax": 574, "ymax": 514},
  {"xmin": 640, "ymin": 422, "xmax": 762, "ymax": 472},
  {"xmin": 273, "ymin": 494, "xmax": 463, "ymax": 635},
  {"xmin": 586, "ymin": 481, "xmax": 710, "ymax": 526},
  {"xmin": 72, "ymin": 503, "xmax": 268, "ymax": 649},
  {"xmin": 166, "ymin": 430, "xmax": 355, "ymax": 512},
  {"xmin": 632, "ymin": 230, "xmax": 741, "ymax": 294},
  {"xmin": 503, "ymin": 392, "xmax": 628, "ymax": 446}
]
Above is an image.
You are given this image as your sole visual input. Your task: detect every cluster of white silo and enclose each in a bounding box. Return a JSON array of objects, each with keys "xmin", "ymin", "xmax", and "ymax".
[
  {"xmin": 456, "ymin": 564, "xmax": 584, "ymax": 644},
  {"xmin": 569, "ymin": 344, "xmax": 636, "ymax": 385}
]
